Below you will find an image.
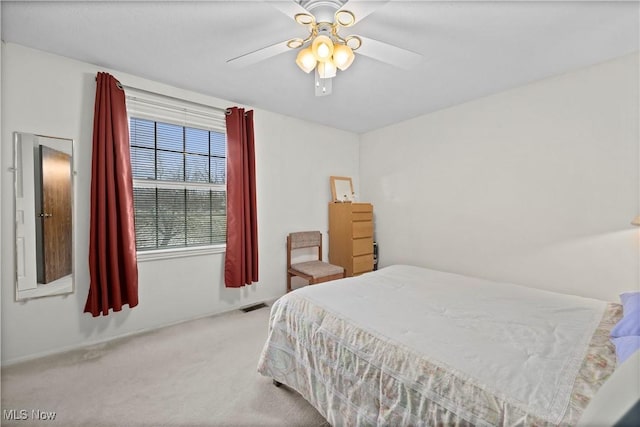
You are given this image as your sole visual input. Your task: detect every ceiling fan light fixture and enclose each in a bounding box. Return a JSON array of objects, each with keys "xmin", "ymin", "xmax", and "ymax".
[
  {"xmin": 312, "ymin": 35, "xmax": 334, "ymax": 62},
  {"xmin": 345, "ymin": 35, "xmax": 362, "ymax": 51},
  {"xmin": 296, "ymin": 47, "xmax": 317, "ymax": 73},
  {"xmin": 287, "ymin": 38, "xmax": 305, "ymax": 49},
  {"xmin": 281, "ymin": 7, "xmax": 380, "ymax": 95},
  {"xmin": 317, "ymin": 60, "xmax": 337, "ymax": 79},
  {"xmin": 294, "ymin": 13, "xmax": 315, "ymax": 26},
  {"xmin": 335, "ymin": 10, "xmax": 355, "ymax": 27},
  {"xmin": 332, "ymin": 43, "xmax": 355, "ymax": 70}
]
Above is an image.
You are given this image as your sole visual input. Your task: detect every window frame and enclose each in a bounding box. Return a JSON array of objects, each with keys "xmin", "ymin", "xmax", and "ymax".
[{"xmin": 126, "ymin": 90, "xmax": 228, "ymax": 261}]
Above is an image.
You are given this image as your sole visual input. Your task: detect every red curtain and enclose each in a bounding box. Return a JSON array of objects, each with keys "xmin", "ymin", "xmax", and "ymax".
[
  {"xmin": 225, "ymin": 107, "xmax": 258, "ymax": 287},
  {"xmin": 85, "ymin": 72, "xmax": 139, "ymax": 316}
]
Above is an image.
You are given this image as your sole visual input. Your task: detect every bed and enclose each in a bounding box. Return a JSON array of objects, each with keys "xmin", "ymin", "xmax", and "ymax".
[{"xmin": 257, "ymin": 265, "xmax": 621, "ymax": 426}]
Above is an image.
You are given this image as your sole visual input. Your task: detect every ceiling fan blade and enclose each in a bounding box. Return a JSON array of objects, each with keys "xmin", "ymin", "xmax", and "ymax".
[
  {"xmin": 264, "ymin": 1, "xmax": 310, "ymax": 20},
  {"xmin": 226, "ymin": 40, "xmax": 291, "ymax": 68},
  {"xmin": 338, "ymin": 0, "xmax": 390, "ymax": 24},
  {"xmin": 355, "ymin": 36, "xmax": 422, "ymax": 70}
]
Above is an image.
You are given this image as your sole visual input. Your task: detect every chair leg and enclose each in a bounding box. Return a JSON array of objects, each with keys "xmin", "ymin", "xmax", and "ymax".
[{"xmin": 287, "ymin": 272, "xmax": 292, "ymax": 293}]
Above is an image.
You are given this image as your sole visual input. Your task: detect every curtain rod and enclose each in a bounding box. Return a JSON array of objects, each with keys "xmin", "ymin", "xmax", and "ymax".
[{"xmin": 95, "ymin": 76, "xmax": 243, "ymax": 115}]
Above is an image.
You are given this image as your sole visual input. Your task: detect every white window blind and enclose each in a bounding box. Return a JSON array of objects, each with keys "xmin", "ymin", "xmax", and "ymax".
[
  {"xmin": 125, "ymin": 88, "xmax": 227, "ymax": 252},
  {"xmin": 126, "ymin": 89, "xmax": 227, "ymax": 132}
]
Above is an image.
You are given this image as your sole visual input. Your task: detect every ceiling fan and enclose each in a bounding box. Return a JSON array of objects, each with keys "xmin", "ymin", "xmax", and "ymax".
[{"xmin": 226, "ymin": 0, "xmax": 423, "ymax": 96}]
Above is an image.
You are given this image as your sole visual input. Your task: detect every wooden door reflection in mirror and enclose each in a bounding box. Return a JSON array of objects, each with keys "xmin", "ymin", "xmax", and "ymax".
[{"xmin": 37, "ymin": 145, "xmax": 73, "ymax": 283}]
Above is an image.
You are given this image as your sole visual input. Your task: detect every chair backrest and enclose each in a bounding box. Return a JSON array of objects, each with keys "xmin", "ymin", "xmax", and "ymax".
[
  {"xmin": 287, "ymin": 231, "xmax": 323, "ymax": 267},
  {"xmin": 289, "ymin": 231, "xmax": 321, "ymax": 249}
]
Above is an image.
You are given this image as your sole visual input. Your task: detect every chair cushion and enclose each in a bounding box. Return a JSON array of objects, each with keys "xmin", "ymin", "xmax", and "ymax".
[{"xmin": 291, "ymin": 261, "xmax": 344, "ymax": 279}]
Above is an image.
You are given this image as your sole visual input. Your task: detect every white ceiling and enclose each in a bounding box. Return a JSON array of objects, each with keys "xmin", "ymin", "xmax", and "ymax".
[{"xmin": 2, "ymin": 1, "xmax": 638, "ymax": 134}]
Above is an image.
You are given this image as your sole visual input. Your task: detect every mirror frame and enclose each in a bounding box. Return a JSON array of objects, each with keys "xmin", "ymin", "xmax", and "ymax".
[
  {"xmin": 330, "ymin": 176, "xmax": 354, "ymax": 202},
  {"xmin": 13, "ymin": 132, "xmax": 75, "ymax": 301}
]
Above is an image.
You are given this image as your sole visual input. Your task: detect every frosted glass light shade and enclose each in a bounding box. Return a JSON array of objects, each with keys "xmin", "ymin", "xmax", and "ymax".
[
  {"xmin": 332, "ymin": 44, "xmax": 355, "ymax": 70},
  {"xmin": 317, "ymin": 60, "xmax": 337, "ymax": 78},
  {"xmin": 632, "ymin": 215, "xmax": 640, "ymax": 226},
  {"xmin": 312, "ymin": 35, "xmax": 334, "ymax": 62},
  {"xmin": 296, "ymin": 47, "xmax": 317, "ymax": 73}
]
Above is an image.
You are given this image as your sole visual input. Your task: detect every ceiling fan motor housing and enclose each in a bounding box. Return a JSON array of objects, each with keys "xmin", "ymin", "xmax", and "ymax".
[
  {"xmin": 299, "ymin": 0, "xmax": 347, "ymax": 23},
  {"xmin": 317, "ymin": 22, "xmax": 333, "ymax": 35}
]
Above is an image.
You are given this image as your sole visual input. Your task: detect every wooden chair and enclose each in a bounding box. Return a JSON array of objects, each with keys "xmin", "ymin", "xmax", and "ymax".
[{"xmin": 287, "ymin": 231, "xmax": 345, "ymax": 293}]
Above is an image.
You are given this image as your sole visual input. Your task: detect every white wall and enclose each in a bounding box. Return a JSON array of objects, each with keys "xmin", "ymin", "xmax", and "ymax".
[
  {"xmin": 3, "ymin": 42, "xmax": 637, "ymax": 365},
  {"xmin": 361, "ymin": 53, "xmax": 640, "ymax": 302},
  {"xmin": 1, "ymin": 43, "xmax": 359, "ymax": 364}
]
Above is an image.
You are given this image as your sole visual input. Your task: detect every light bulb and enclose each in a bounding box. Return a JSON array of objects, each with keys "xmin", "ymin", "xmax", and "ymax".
[
  {"xmin": 312, "ymin": 35, "xmax": 334, "ymax": 62},
  {"xmin": 332, "ymin": 44, "xmax": 355, "ymax": 71},
  {"xmin": 295, "ymin": 47, "xmax": 316, "ymax": 73},
  {"xmin": 318, "ymin": 43, "xmax": 329, "ymax": 58}
]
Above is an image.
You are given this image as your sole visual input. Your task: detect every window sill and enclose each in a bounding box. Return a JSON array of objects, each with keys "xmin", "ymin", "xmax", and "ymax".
[{"xmin": 137, "ymin": 245, "xmax": 226, "ymax": 262}]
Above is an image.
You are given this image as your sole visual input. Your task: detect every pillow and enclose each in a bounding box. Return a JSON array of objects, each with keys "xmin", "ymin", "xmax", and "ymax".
[
  {"xmin": 610, "ymin": 292, "xmax": 640, "ymax": 338},
  {"xmin": 611, "ymin": 335, "xmax": 640, "ymax": 365},
  {"xmin": 620, "ymin": 292, "xmax": 640, "ymax": 315},
  {"xmin": 611, "ymin": 311, "xmax": 640, "ymax": 337}
]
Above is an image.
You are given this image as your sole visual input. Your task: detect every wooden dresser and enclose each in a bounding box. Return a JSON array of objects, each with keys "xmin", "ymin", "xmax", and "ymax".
[{"xmin": 328, "ymin": 202, "xmax": 374, "ymax": 277}]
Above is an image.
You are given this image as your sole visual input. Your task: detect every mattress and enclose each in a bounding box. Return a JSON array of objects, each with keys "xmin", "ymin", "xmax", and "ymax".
[{"xmin": 257, "ymin": 265, "xmax": 620, "ymax": 426}]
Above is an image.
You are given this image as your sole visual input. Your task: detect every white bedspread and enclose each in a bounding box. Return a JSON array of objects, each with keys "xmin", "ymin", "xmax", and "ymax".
[{"xmin": 258, "ymin": 265, "xmax": 619, "ymax": 426}]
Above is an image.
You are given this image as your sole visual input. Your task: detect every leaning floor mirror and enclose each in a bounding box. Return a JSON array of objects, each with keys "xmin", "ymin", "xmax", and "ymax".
[{"xmin": 14, "ymin": 132, "xmax": 75, "ymax": 300}]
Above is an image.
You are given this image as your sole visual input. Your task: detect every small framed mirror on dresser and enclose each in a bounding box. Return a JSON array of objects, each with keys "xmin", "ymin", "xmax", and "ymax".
[
  {"xmin": 330, "ymin": 176, "xmax": 354, "ymax": 202},
  {"xmin": 13, "ymin": 132, "xmax": 75, "ymax": 301}
]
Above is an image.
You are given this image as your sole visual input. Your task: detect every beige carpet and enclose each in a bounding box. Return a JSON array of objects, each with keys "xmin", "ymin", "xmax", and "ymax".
[{"xmin": 1, "ymin": 304, "xmax": 328, "ymax": 427}]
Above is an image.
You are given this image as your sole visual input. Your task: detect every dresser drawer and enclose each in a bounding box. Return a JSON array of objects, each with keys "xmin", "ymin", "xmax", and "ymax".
[
  {"xmin": 352, "ymin": 221, "xmax": 373, "ymax": 238},
  {"xmin": 353, "ymin": 237, "xmax": 373, "ymax": 256},
  {"xmin": 352, "ymin": 203, "xmax": 373, "ymax": 213},
  {"xmin": 352, "ymin": 211, "xmax": 373, "ymax": 222},
  {"xmin": 353, "ymin": 254, "xmax": 374, "ymax": 275}
]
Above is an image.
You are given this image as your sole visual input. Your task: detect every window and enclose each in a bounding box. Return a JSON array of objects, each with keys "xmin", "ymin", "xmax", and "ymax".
[{"xmin": 126, "ymin": 90, "xmax": 227, "ymax": 253}]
